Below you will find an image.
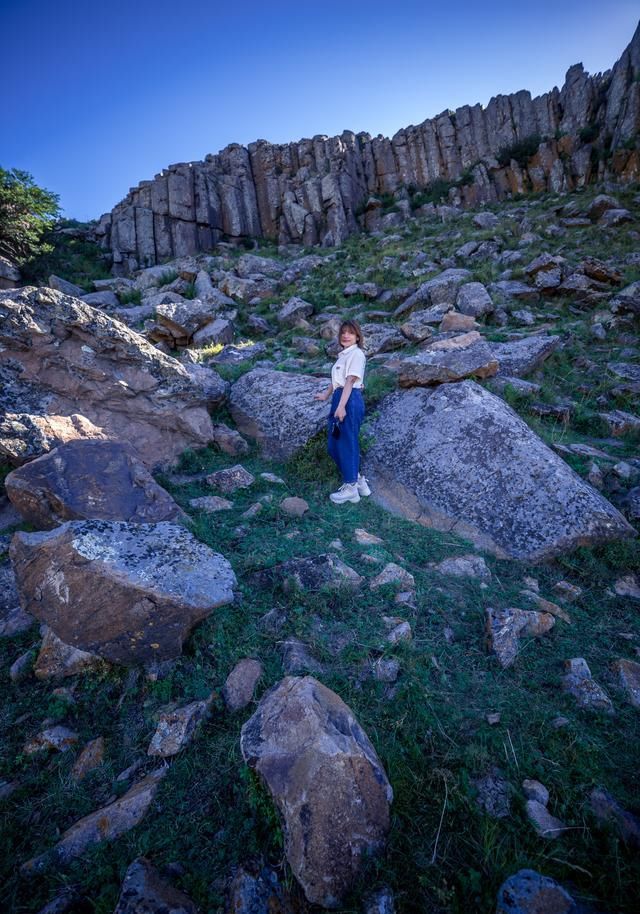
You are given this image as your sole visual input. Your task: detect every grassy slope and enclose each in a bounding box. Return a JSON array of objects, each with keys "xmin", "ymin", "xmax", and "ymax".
[{"xmin": 1, "ymin": 185, "xmax": 640, "ymax": 914}]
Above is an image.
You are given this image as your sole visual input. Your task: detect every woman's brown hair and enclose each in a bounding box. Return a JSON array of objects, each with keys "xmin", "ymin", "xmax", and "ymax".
[{"xmin": 339, "ymin": 319, "xmax": 365, "ymax": 349}]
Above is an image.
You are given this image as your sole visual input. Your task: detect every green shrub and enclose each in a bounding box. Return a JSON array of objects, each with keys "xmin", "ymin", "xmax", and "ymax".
[
  {"xmin": 579, "ymin": 124, "xmax": 599, "ymax": 144},
  {"xmin": 156, "ymin": 268, "xmax": 178, "ymax": 287},
  {"xmin": 497, "ymin": 134, "xmax": 541, "ymax": 168},
  {"xmin": 183, "ymin": 281, "xmax": 197, "ymax": 300},
  {"xmin": 0, "ymin": 167, "xmax": 60, "ymax": 264},
  {"xmin": 119, "ymin": 288, "xmax": 141, "ymax": 305}
]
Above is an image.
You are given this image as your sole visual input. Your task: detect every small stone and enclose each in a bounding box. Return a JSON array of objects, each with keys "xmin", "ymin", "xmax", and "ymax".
[
  {"xmin": 188, "ymin": 495, "xmax": 233, "ymax": 512},
  {"xmin": 521, "ymin": 591, "xmax": 572, "ymax": 624},
  {"xmin": 611, "ymin": 658, "xmax": 640, "ymax": 708},
  {"xmin": 280, "ymin": 638, "xmax": 325, "ymax": 675},
  {"xmin": 373, "ymin": 658, "xmax": 400, "ymax": 683},
  {"xmin": 553, "ymin": 581, "xmax": 582, "ymax": 602},
  {"xmin": 613, "ymin": 461, "xmax": 634, "ymax": 481},
  {"xmin": 211, "ymin": 423, "xmax": 250, "ymax": 456},
  {"xmin": 242, "ymin": 502, "xmax": 262, "ymax": 519},
  {"xmin": 0, "ymin": 780, "xmax": 19, "ymax": 801},
  {"xmin": 147, "ymin": 699, "xmax": 211, "ymax": 757},
  {"xmin": 496, "ymin": 869, "xmax": 576, "ymax": 914},
  {"xmin": 551, "ymin": 716, "xmax": 570, "ymax": 729},
  {"xmin": 33, "ymin": 625, "xmax": 106, "ymax": 679},
  {"xmin": 444, "ymin": 625, "xmax": 456, "ymax": 644},
  {"xmin": 523, "ymin": 576, "xmax": 539, "ymax": 592},
  {"xmin": 525, "ymin": 799, "xmax": 566, "ymax": 838},
  {"xmin": 474, "ymin": 768, "xmax": 511, "ymax": 819},
  {"xmin": 587, "ymin": 461, "xmax": 604, "ymax": 489},
  {"xmin": 615, "ymin": 574, "xmax": 640, "ymax": 600},
  {"xmin": 223, "ymin": 658, "xmax": 263, "ymax": 711},
  {"xmin": 370, "ymin": 563, "xmax": 415, "ymax": 591},
  {"xmin": 394, "ymin": 590, "xmax": 416, "ymax": 608},
  {"xmin": 363, "ymin": 886, "xmax": 396, "ymax": 914},
  {"xmin": 522, "ymin": 779, "xmax": 549, "ymax": 806},
  {"xmin": 113, "ymin": 857, "xmax": 199, "ymax": 914},
  {"xmin": 23, "ymin": 726, "xmax": 79, "ymax": 755},
  {"xmin": 328, "ymin": 539, "xmax": 343, "ymax": 550},
  {"xmin": 280, "ymin": 497, "xmax": 309, "ymax": 517},
  {"xmin": 71, "ymin": 737, "xmax": 105, "ymax": 782},
  {"xmin": 486, "ymin": 607, "xmax": 555, "ymax": 668},
  {"xmin": 562, "ymin": 658, "xmax": 614, "ymax": 714},
  {"xmin": 10, "ymin": 649, "xmax": 34, "ymax": 682},
  {"xmin": 260, "ymin": 472, "xmax": 285, "ymax": 484},
  {"xmin": 435, "ymin": 554, "xmax": 490, "ymax": 580},
  {"xmin": 382, "ymin": 617, "xmax": 412, "ymax": 644},
  {"xmin": 589, "ymin": 787, "xmax": 640, "ymax": 848},
  {"xmin": 206, "ymin": 464, "xmax": 255, "ymax": 494},
  {"xmin": 354, "ymin": 528, "xmax": 384, "ymax": 546},
  {"xmin": 226, "ymin": 863, "xmax": 294, "ymax": 914}
]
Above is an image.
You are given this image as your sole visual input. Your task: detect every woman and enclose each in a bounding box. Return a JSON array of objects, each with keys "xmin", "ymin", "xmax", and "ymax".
[{"xmin": 315, "ymin": 319, "xmax": 371, "ymax": 504}]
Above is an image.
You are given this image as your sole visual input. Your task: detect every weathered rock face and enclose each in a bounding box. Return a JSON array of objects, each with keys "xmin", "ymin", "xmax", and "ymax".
[
  {"xmin": 230, "ymin": 368, "xmax": 329, "ymax": 460},
  {"xmin": 398, "ymin": 332, "xmax": 498, "ymax": 386},
  {"xmin": 364, "ymin": 382, "xmax": 634, "ymax": 560},
  {"xmin": 0, "ymin": 287, "xmax": 227, "ymax": 469},
  {"xmin": 496, "ymin": 869, "xmax": 577, "ymax": 914},
  {"xmin": 10, "ymin": 521, "xmax": 237, "ymax": 665},
  {"xmin": 240, "ymin": 676, "xmax": 393, "ymax": 908},
  {"xmin": 252, "ymin": 553, "xmax": 362, "ymax": 593},
  {"xmin": 100, "ymin": 25, "xmax": 640, "ymax": 269},
  {"xmin": 491, "ymin": 335, "xmax": 562, "ymax": 377},
  {"xmin": 5, "ymin": 440, "xmax": 183, "ymax": 529}
]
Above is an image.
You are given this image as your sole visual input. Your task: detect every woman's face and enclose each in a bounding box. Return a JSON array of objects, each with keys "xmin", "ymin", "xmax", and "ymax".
[{"xmin": 340, "ymin": 326, "xmax": 357, "ymax": 348}]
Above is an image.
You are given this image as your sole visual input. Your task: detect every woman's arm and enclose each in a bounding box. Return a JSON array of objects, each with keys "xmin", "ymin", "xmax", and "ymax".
[
  {"xmin": 334, "ymin": 375, "xmax": 358, "ymax": 420},
  {"xmin": 314, "ymin": 383, "xmax": 334, "ymax": 401}
]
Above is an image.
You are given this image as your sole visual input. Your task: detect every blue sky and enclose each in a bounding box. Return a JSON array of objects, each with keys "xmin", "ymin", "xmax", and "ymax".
[{"xmin": 3, "ymin": 0, "xmax": 638, "ymax": 221}]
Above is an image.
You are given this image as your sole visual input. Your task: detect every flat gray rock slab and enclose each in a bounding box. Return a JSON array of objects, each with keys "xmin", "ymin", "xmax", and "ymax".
[
  {"xmin": 230, "ymin": 368, "xmax": 329, "ymax": 460},
  {"xmin": 5, "ymin": 440, "xmax": 183, "ymax": 529},
  {"xmin": 240, "ymin": 676, "xmax": 392, "ymax": 907},
  {"xmin": 399, "ymin": 335, "xmax": 498, "ymax": 386},
  {"xmin": 491, "ymin": 335, "xmax": 561, "ymax": 377},
  {"xmin": 364, "ymin": 381, "xmax": 634, "ymax": 560},
  {"xmin": 10, "ymin": 521, "xmax": 237, "ymax": 665}
]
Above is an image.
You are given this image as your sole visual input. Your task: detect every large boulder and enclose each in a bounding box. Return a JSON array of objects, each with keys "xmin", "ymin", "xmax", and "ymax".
[
  {"xmin": 0, "ymin": 286, "xmax": 226, "ymax": 468},
  {"xmin": 364, "ymin": 382, "xmax": 634, "ymax": 560},
  {"xmin": 114, "ymin": 858, "xmax": 199, "ymax": 914},
  {"xmin": 5, "ymin": 440, "xmax": 183, "ymax": 529},
  {"xmin": 10, "ymin": 520, "xmax": 237, "ymax": 665},
  {"xmin": 240, "ymin": 676, "xmax": 393, "ymax": 907},
  {"xmin": 230, "ymin": 368, "xmax": 329, "ymax": 459}
]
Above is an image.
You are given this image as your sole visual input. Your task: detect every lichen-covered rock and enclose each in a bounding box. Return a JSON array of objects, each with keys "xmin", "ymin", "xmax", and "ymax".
[
  {"xmin": 611, "ymin": 658, "xmax": 640, "ymax": 708},
  {"xmin": 5, "ymin": 440, "xmax": 183, "ymax": 529},
  {"xmin": 71, "ymin": 737, "xmax": 105, "ymax": 782},
  {"xmin": 589, "ymin": 787, "xmax": 640, "ymax": 848},
  {"xmin": 486, "ymin": 607, "xmax": 555, "ymax": 667},
  {"xmin": 147, "ymin": 699, "xmax": 212, "ymax": 757},
  {"xmin": 491, "ymin": 335, "xmax": 562, "ymax": 377},
  {"xmin": 206, "ymin": 463, "xmax": 255, "ymax": 494},
  {"xmin": 562, "ymin": 658, "xmax": 614, "ymax": 713},
  {"xmin": 496, "ymin": 869, "xmax": 577, "ymax": 914},
  {"xmin": 230, "ymin": 368, "xmax": 329, "ymax": 460},
  {"xmin": 364, "ymin": 382, "xmax": 633, "ymax": 560},
  {"xmin": 114, "ymin": 858, "xmax": 200, "ymax": 914},
  {"xmin": 0, "ymin": 287, "xmax": 226, "ymax": 468},
  {"xmin": 240, "ymin": 676, "xmax": 392, "ymax": 907},
  {"xmin": 10, "ymin": 521, "xmax": 236, "ymax": 665}
]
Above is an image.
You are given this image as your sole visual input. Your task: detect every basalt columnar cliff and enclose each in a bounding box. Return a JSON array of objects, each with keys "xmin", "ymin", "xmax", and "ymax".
[{"xmin": 99, "ymin": 23, "xmax": 640, "ymax": 272}]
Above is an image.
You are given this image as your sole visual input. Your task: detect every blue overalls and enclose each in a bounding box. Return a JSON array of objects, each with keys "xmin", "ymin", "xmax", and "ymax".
[{"xmin": 327, "ymin": 387, "xmax": 365, "ymax": 484}]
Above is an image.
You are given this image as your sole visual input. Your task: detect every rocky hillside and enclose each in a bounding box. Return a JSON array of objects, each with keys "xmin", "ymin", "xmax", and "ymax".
[
  {"xmin": 1, "ymin": 181, "xmax": 639, "ymax": 914},
  {"xmin": 97, "ymin": 23, "xmax": 640, "ymax": 272}
]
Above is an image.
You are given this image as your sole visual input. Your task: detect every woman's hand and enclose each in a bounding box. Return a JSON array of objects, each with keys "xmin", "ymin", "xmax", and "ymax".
[
  {"xmin": 334, "ymin": 404, "xmax": 346, "ymax": 421},
  {"xmin": 314, "ymin": 392, "xmax": 328, "ymax": 401}
]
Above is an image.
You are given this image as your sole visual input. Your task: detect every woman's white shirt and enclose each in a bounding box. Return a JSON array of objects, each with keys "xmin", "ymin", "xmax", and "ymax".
[{"xmin": 331, "ymin": 343, "xmax": 366, "ymax": 389}]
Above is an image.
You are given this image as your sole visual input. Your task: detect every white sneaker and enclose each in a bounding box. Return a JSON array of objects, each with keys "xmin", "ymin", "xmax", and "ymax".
[
  {"xmin": 330, "ymin": 483, "xmax": 361, "ymax": 504},
  {"xmin": 357, "ymin": 474, "xmax": 371, "ymax": 497}
]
